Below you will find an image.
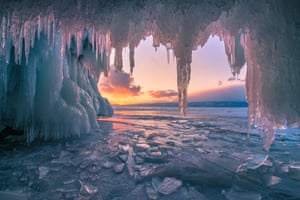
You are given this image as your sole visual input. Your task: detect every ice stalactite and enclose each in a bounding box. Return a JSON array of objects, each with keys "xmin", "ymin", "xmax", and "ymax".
[
  {"xmin": 224, "ymin": 1, "xmax": 300, "ymax": 150},
  {"xmin": 114, "ymin": 46, "xmax": 123, "ymax": 71},
  {"xmin": 129, "ymin": 43, "xmax": 135, "ymax": 75},
  {"xmin": 176, "ymin": 58, "xmax": 191, "ymax": 115},
  {"xmin": 216, "ymin": 26, "xmax": 246, "ymax": 81},
  {"xmin": 225, "ymin": 29, "xmax": 245, "ymax": 79}
]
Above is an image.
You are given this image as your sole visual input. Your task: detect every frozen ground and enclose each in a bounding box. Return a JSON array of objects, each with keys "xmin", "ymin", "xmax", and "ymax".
[{"xmin": 0, "ymin": 107, "xmax": 300, "ymax": 199}]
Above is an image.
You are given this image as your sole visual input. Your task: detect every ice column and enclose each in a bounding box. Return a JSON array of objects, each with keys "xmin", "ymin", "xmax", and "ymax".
[{"xmin": 177, "ymin": 58, "xmax": 191, "ymax": 115}]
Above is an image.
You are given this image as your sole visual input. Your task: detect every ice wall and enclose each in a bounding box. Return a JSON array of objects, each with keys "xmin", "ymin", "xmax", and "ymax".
[
  {"xmin": 0, "ymin": 13, "xmax": 113, "ymax": 141},
  {"xmin": 0, "ymin": 0, "xmax": 299, "ymax": 148}
]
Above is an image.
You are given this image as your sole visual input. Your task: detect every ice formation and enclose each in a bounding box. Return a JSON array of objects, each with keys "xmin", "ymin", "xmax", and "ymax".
[{"xmin": 0, "ymin": 0, "xmax": 299, "ymax": 148}]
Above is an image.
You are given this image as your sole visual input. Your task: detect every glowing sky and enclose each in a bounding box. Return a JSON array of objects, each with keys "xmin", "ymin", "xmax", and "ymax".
[{"xmin": 99, "ymin": 36, "xmax": 246, "ymax": 105}]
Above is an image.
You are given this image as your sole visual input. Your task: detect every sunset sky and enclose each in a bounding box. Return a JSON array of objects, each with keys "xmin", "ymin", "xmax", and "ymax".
[{"xmin": 99, "ymin": 36, "xmax": 246, "ymax": 105}]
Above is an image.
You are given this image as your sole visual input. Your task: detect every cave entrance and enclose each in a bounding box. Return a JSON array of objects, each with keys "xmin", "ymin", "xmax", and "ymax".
[{"xmin": 99, "ymin": 35, "xmax": 247, "ymax": 109}]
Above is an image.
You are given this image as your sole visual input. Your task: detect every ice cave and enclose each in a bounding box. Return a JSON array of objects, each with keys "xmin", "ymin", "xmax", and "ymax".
[{"xmin": 0, "ymin": 0, "xmax": 300, "ymax": 199}]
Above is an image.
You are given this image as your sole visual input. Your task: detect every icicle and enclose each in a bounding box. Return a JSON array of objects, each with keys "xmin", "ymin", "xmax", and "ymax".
[
  {"xmin": 114, "ymin": 46, "xmax": 123, "ymax": 71},
  {"xmin": 152, "ymin": 34, "xmax": 160, "ymax": 51},
  {"xmin": 129, "ymin": 43, "xmax": 135, "ymax": 75},
  {"xmin": 37, "ymin": 15, "xmax": 41, "ymax": 39},
  {"xmin": 91, "ymin": 27, "xmax": 95, "ymax": 52},
  {"xmin": 0, "ymin": 16, "xmax": 6, "ymax": 55},
  {"xmin": 166, "ymin": 42, "xmax": 172, "ymax": 64},
  {"xmin": 76, "ymin": 31, "xmax": 82, "ymax": 56},
  {"xmin": 176, "ymin": 58, "xmax": 191, "ymax": 115}
]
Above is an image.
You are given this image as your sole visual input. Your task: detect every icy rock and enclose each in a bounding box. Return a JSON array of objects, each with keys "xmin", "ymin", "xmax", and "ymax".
[
  {"xmin": 118, "ymin": 154, "xmax": 128, "ymax": 162},
  {"xmin": 138, "ymin": 166, "xmax": 157, "ymax": 177},
  {"xmin": 114, "ymin": 163, "xmax": 125, "ymax": 174},
  {"xmin": 38, "ymin": 167, "xmax": 49, "ymax": 179},
  {"xmin": 102, "ymin": 161, "xmax": 114, "ymax": 169},
  {"xmin": 79, "ymin": 181, "xmax": 98, "ymax": 195},
  {"xmin": 247, "ymin": 154, "xmax": 270, "ymax": 170},
  {"xmin": 152, "ymin": 177, "xmax": 162, "ymax": 192},
  {"xmin": 265, "ymin": 175, "xmax": 281, "ymax": 186},
  {"xmin": 135, "ymin": 143, "xmax": 151, "ymax": 151},
  {"xmin": 87, "ymin": 153, "xmax": 99, "ymax": 161},
  {"xmin": 138, "ymin": 151, "xmax": 167, "ymax": 163},
  {"xmin": 158, "ymin": 177, "xmax": 182, "ymax": 195},
  {"xmin": 146, "ymin": 185, "xmax": 158, "ymax": 200},
  {"xmin": 279, "ymin": 164, "xmax": 289, "ymax": 173},
  {"xmin": 119, "ymin": 144, "xmax": 130, "ymax": 153},
  {"xmin": 134, "ymin": 156, "xmax": 145, "ymax": 164},
  {"xmin": 151, "ymin": 152, "xmax": 235, "ymax": 187},
  {"xmin": 237, "ymin": 154, "xmax": 270, "ymax": 172}
]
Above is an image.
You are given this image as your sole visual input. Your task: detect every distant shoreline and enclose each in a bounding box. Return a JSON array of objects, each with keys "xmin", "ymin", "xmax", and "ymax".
[{"xmin": 114, "ymin": 101, "xmax": 248, "ymax": 108}]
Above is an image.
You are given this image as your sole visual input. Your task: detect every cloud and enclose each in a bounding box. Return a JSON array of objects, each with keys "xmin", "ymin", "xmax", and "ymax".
[
  {"xmin": 148, "ymin": 89, "xmax": 178, "ymax": 99},
  {"xmin": 99, "ymin": 69, "xmax": 141, "ymax": 97}
]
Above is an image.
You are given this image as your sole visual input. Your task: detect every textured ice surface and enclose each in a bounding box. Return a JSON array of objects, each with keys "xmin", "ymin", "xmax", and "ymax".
[{"xmin": 1, "ymin": 107, "xmax": 299, "ymax": 199}]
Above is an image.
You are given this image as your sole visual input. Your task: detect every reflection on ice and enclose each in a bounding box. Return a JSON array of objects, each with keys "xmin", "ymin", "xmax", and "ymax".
[{"xmin": 0, "ymin": 106, "xmax": 300, "ymax": 199}]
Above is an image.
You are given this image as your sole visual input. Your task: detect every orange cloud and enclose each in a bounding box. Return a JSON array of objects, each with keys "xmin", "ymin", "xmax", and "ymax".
[
  {"xmin": 148, "ymin": 89, "xmax": 177, "ymax": 99},
  {"xmin": 99, "ymin": 69, "xmax": 141, "ymax": 97}
]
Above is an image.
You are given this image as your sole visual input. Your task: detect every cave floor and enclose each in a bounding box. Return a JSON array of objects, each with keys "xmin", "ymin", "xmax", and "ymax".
[{"xmin": 0, "ymin": 107, "xmax": 300, "ymax": 200}]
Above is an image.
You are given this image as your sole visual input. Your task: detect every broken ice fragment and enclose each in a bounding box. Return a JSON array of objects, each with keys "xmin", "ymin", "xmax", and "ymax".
[
  {"xmin": 158, "ymin": 177, "xmax": 182, "ymax": 195},
  {"xmin": 79, "ymin": 181, "xmax": 98, "ymax": 195},
  {"xmin": 151, "ymin": 177, "xmax": 162, "ymax": 192},
  {"xmin": 114, "ymin": 163, "xmax": 125, "ymax": 173},
  {"xmin": 119, "ymin": 144, "xmax": 130, "ymax": 153},
  {"xmin": 102, "ymin": 160, "xmax": 114, "ymax": 169},
  {"xmin": 247, "ymin": 154, "xmax": 269, "ymax": 169},
  {"xmin": 134, "ymin": 156, "xmax": 145, "ymax": 164},
  {"xmin": 118, "ymin": 154, "xmax": 128, "ymax": 162},
  {"xmin": 237, "ymin": 154, "xmax": 270, "ymax": 172},
  {"xmin": 265, "ymin": 175, "xmax": 281, "ymax": 186},
  {"xmin": 38, "ymin": 167, "xmax": 49, "ymax": 179},
  {"xmin": 146, "ymin": 185, "xmax": 158, "ymax": 200}
]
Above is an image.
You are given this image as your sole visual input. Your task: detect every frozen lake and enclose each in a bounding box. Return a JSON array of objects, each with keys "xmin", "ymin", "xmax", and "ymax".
[{"xmin": 0, "ymin": 106, "xmax": 300, "ymax": 199}]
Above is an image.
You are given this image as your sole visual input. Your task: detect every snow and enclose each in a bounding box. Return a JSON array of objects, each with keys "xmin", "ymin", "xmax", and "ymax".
[{"xmin": 0, "ymin": 0, "xmax": 299, "ymax": 148}]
